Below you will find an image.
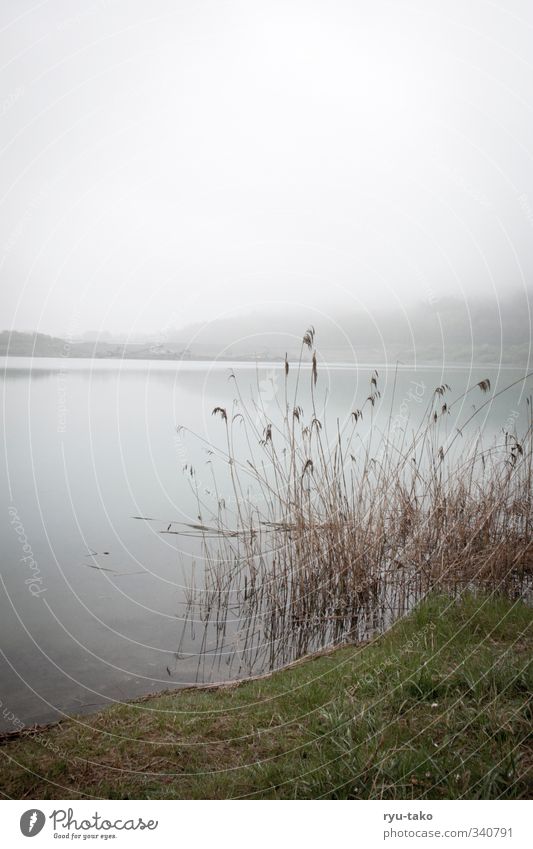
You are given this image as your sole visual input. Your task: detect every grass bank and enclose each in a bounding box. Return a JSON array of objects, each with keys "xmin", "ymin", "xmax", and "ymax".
[{"xmin": 0, "ymin": 593, "xmax": 531, "ymax": 799}]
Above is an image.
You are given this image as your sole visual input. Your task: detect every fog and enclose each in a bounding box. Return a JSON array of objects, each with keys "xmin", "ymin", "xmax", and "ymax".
[{"xmin": 1, "ymin": 0, "xmax": 532, "ymax": 340}]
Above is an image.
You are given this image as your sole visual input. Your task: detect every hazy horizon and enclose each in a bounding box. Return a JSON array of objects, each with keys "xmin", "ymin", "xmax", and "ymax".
[
  {"xmin": 1, "ymin": 287, "xmax": 531, "ymax": 370},
  {"xmin": 1, "ymin": 1, "xmax": 533, "ymax": 341}
]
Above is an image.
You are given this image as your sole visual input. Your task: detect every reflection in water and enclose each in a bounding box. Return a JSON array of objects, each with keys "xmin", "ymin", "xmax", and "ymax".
[
  {"xmin": 0, "ymin": 355, "xmax": 532, "ymax": 729},
  {"xmin": 170, "ymin": 355, "xmax": 533, "ymax": 684}
]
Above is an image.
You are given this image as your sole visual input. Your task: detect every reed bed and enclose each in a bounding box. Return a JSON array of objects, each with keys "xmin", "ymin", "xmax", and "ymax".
[{"xmin": 162, "ymin": 330, "xmax": 533, "ymax": 678}]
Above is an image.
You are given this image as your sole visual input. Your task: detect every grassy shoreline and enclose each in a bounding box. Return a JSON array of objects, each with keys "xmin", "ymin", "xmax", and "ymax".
[{"xmin": 0, "ymin": 593, "xmax": 531, "ymax": 800}]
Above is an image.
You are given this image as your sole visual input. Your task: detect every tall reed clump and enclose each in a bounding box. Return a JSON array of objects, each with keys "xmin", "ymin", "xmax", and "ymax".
[{"xmin": 167, "ymin": 329, "xmax": 533, "ymax": 676}]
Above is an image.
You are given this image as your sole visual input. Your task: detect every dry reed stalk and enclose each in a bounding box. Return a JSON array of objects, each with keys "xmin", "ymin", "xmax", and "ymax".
[{"xmin": 150, "ymin": 331, "xmax": 533, "ymax": 678}]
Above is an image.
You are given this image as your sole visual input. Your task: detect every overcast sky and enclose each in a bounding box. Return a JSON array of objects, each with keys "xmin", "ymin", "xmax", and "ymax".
[{"xmin": 1, "ymin": 0, "xmax": 532, "ymax": 338}]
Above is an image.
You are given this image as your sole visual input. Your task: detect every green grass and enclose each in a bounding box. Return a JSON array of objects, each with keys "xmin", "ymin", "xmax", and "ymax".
[{"xmin": 1, "ymin": 593, "xmax": 531, "ymax": 799}]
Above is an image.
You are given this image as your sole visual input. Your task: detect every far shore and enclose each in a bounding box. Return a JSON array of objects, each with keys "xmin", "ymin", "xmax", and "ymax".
[
  {"xmin": 1, "ymin": 329, "xmax": 531, "ymax": 367},
  {"xmin": 1, "ymin": 352, "xmax": 529, "ymax": 370}
]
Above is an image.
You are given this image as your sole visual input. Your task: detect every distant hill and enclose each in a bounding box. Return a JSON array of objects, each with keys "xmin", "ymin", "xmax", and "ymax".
[
  {"xmin": 170, "ymin": 292, "xmax": 533, "ymax": 366},
  {"xmin": 2, "ymin": 291, "xmax": 533, "ymax": 365},
  {"xmin": 0, "ymin": 331, "xmax": 68, "ymax": 357},
  {"xmin": 0, "ymin": 331, "xmax": 200, "ymax": 361}
]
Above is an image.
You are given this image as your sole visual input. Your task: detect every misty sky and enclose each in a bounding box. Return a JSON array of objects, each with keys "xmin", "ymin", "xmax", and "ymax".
[{"xmin": 1, "ymin": 0, "xmax": 532, "ymax": 338}]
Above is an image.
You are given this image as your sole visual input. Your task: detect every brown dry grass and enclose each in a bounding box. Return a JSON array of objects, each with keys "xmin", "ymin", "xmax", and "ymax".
[{"xmin": 160, "ymin": 330, "xmax": 533, "ymax": 677}]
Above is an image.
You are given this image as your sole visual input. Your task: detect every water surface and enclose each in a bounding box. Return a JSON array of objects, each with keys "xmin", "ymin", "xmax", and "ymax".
[{"xmin": 1, "ymin": 356, "xmax": 530, "ymax": 730}]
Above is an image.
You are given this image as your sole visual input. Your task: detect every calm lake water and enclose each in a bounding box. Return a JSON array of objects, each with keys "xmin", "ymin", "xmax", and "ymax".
[{"xmin": 1, "ymin": 356, "xmax": 531, "ymax": 730}]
